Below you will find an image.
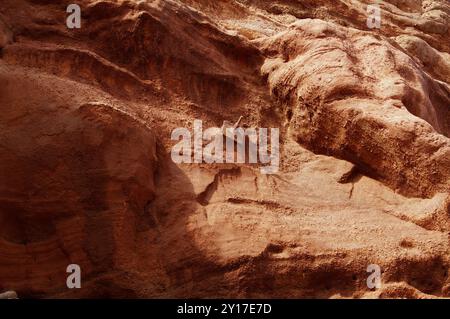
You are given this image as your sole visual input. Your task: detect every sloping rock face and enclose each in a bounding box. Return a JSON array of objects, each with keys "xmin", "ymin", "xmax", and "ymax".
[
  {"xmin": 260, "ymin": 18, "xmax": 450, "ymax": 197},
  {"xmin": 0, "ymin": 0, "xmax": 449, "ymax": 298},
  {"xmin": 0, "ymin": 65, "xmax": 158, "ymax": 297}
]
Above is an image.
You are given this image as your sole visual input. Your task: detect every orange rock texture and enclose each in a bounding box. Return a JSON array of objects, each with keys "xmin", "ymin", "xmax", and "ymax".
[{"xmin": 0, "ymin": 0, "xmax": 449, "ymax": 298}]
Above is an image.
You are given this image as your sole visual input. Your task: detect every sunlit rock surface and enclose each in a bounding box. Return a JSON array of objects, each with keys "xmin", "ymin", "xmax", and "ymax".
[{"xmin": 0, "ymin": 0, "xmax": 449, "ymax": 298}]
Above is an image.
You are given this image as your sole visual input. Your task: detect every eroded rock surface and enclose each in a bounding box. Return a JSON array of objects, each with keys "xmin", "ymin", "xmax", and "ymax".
[{"xmin": 0, "ymin": 0, "xmax": 449, "ymax": 298}]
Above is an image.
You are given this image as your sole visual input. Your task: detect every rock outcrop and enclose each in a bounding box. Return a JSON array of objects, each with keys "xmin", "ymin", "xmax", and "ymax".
[{"xmin": 0, "ymin": 0, "xmax": 449, "ymax": 298}]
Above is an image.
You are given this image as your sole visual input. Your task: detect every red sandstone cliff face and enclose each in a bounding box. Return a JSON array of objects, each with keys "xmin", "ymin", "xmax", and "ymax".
[{"xmin": 0, "ymin": 0, "xmax": 449, "ymax": 298}]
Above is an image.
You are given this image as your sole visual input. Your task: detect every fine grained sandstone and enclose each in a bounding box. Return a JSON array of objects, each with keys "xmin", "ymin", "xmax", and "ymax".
[{"xmin": 0, "ymin": 0, "xmax": 449, "ymax": 298}]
